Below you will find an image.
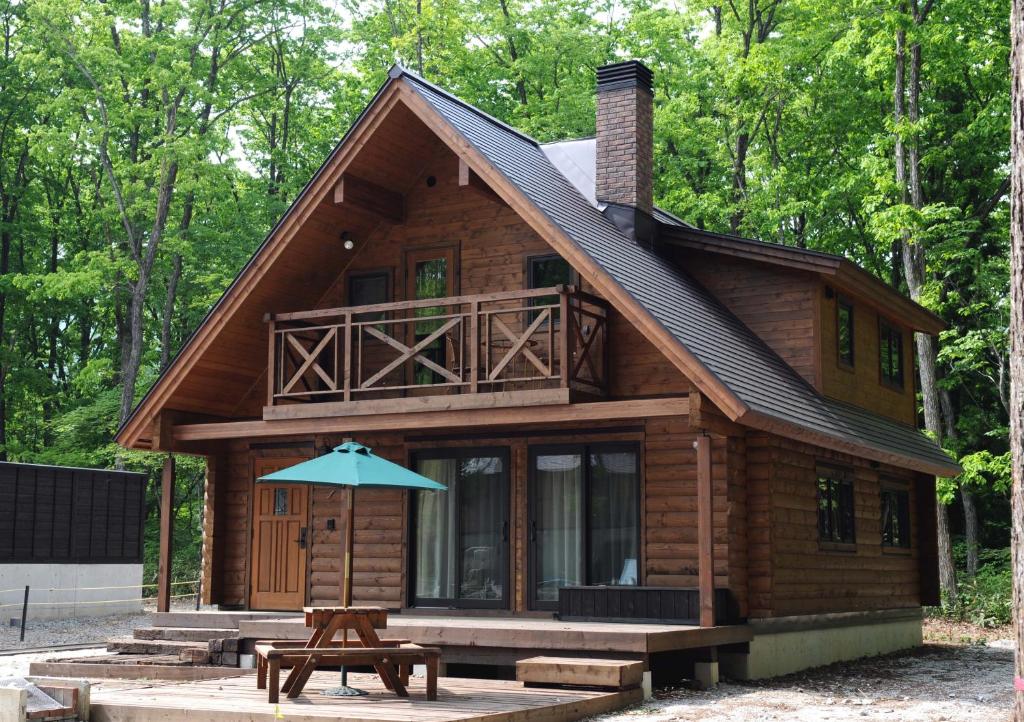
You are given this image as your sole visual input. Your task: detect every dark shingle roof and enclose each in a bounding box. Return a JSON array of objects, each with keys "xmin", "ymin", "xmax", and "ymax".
[{"xmin": 402, "ymin": 69, "xmax": 959, "ymax": 476}]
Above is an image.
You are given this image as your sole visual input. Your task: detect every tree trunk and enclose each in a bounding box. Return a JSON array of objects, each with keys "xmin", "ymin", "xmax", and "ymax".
[
  {"xmin": 962, "ymin": 488, "xmax": 980, "ymax": 577},
  {"xmin": 1007, "ymin": 0, "xmax": 1024, "ymax": 714},
  {"xmin": 160, "ymin": 253, "xmax": 182, "ymax": 371},
  {"xmin": 895, "ymin": 17, "xmax": 958, "ymax": 605}
]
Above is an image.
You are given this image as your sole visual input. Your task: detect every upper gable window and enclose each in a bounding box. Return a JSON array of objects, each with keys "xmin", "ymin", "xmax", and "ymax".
[
  {"xmin": 526, "ymin": 254, "xmax": 573, "ymax": 321},
  {"xmin": 348, "ymin": 270, "xmax": 391, "ymax": 322},
  {"xmin": 879, "ymin": 318, "xmax": 904, "ymax": 389},
  {"xmin": 836, "ymin": 297, "xmax": 854, "ymax": 368}
]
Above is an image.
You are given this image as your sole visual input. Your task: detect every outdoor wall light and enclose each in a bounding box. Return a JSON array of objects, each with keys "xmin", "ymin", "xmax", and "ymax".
[{"xmin": 340, "ymin": 230, "xmax": 355, "ymax": 250}]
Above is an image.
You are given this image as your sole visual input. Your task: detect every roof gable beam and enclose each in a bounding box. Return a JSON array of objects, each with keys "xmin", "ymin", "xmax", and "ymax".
[{"xmin": 333, "ymin": 173, "xmax": 405, "ymax": 223}]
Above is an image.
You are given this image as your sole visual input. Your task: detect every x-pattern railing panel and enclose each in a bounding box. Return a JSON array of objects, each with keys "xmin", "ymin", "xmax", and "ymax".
[{"xmin": 268, "ymin": 286, "xmax": 608, "ymax": 404}]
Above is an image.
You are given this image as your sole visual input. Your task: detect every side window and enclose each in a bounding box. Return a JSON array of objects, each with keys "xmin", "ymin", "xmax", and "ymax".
[
  {"xmin": 817, "ymin": 467, "xmax": 856, "ymax": 544},
  {"xmin": 881, "ymin": 486, "xmax": 911, "ymax": 548},
  {"xmin": 526, "ymin": 254, "xmax": 573, "ymax": 321},
  {"xmin": 879, "ymin": 318, "xmax": 905, "ymax": 389},
  {"xmin": 837, "ymin": 297, "xmax": 854, "ymax": 367},
  {"xmin": 348, "ymin": 271, "xmax": 391, "ymax": 322}
]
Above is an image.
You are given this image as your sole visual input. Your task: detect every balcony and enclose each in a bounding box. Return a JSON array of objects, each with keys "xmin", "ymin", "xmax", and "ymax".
[{"xmin": 264, "ymin": 286, "xmax": 609, "ymax": 420}]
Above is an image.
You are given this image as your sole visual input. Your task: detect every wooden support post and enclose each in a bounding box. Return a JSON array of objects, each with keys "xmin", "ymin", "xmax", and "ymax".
[
  {"xmin": 469, "ymin": 300, "xmax": 479, "ymax": 393},
  {"xmin": 558, "ymin": 288, "xmax": 570, "ymax": 386},
  {"xmin": 343, "ymin": 312, "xmax": 352, "ymax": 402},
  {"xmin": 158, "ymin": 455, "xmax": 176, "ymax": 613},
  {"xmin": 695, "ymin": 434, "xmax": 715, "ymax": 627},
  {"xmin": 266, "ymin": 317, "xmax": 276, "ymax": 407}
]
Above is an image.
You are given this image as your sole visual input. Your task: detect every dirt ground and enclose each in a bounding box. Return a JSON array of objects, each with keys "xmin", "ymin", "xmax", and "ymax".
[{"xmin": 595, "ymin": 620, "xmax": 1014, "ymax": 722}]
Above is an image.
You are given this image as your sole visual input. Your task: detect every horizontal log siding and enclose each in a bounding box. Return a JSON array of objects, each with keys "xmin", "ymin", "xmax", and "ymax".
[
  {"xmin": 685, "ymin": 253, "xmax": 819, "ymax": 389},
  {"xmin": 819, "ymin": 288, "xmax": 917, "ymax": 425},
  {"xmin": 208, "ymin": 413, "xmax": 765, "ymax": 616},
  {"xmin": 755, "ymin": 434, "xmax": 922, "ymax": 617}
]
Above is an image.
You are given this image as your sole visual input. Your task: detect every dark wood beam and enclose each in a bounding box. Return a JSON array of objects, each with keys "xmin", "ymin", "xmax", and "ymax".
[
  {"xmin": 333, "ymin": 174, "xmax": 404, "ymax": 223},
  {"xmin": 174, "ymin": 397, "xmax": 691, "ymax": 442},
  {"xmin": 695, "ymin": 434, "xmax": 715, "ymax": 628},
  {"xmin": 157, "ymin": 456, "xmax": 175, "ymax": 614},
  {"xmin": 459, "ymin": 158, "xmax": 506, "ymax": 205}
]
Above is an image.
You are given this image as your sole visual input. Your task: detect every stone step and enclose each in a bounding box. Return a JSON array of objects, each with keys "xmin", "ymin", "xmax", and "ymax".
[
  {"xmin": 133, "ymin": 627, "xmax": 236, "ymax": 642},
  {"xmin": 106, "ymin": 637, "xmax": 208, "ymax": 656},
  {"xmin": 516, "ymin": 657, "xmax": 644, "ymax": 690},
  {"xmin": 150, "ymin": 611, "xmax": 298, "ymax": 629}
]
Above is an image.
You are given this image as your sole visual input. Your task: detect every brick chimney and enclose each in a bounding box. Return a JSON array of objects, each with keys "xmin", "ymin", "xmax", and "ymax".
[{"xmin": 596, "ymin": 60, "xmax": 655, "ymax": 247}]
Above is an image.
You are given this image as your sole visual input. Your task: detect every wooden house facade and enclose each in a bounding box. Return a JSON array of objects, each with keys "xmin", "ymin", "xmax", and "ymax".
[{"xmin": 117, "ymin": 62, "xmax": 958, "ymax": 680}]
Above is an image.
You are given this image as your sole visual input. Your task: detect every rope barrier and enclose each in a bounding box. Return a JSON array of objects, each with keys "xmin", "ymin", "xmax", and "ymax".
[
  {"xmin": 0, "ymin": 580, "xmax": 198, "ymax": 596},
  {"xmin": 0, "ymin": 591, "xmax": 198, "ymax": 610}
]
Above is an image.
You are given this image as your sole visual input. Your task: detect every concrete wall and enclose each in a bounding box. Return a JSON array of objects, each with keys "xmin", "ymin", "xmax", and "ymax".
[
  {"xmin": 719, "ymin": 608, "xmax": 924, "ymax": 680},
  {"xmin": 0, "ymin": 563, "xmax": 143, "ymax": 621}
]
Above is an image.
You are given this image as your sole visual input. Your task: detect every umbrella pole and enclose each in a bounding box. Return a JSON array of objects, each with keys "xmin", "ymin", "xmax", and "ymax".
[{"xmin": 325, "ymin": 487, "xmax": 365, "ymax": 696}]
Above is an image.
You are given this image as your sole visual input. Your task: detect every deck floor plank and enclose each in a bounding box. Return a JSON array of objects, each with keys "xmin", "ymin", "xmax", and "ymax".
[{"xmin": 89, "ymin": 671, "xmax": 641, "ymax": 722}]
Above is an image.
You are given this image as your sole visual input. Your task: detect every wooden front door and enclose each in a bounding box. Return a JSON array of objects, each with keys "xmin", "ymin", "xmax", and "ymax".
[{"xmin": 250, "ymin": 457, "xmax": 310, "ymax": 610}]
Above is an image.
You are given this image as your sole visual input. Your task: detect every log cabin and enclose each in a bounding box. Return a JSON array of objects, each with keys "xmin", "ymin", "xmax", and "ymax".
[{"xmin": 116, "ymin": 61, "xmax": 960, "ymax": 682}]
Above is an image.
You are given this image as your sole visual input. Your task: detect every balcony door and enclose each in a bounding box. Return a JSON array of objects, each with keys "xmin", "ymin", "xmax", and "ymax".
[
  {"xmin": 404, "ymin": 245, "xmax": 458, "ymax": 388},
  {"xmin": 528, "ymin": 443, "xmax": 640, "ymax": 610},
  {"xmin": 410, "ymin": 448, "xmax": 509, "ymax": 608}
]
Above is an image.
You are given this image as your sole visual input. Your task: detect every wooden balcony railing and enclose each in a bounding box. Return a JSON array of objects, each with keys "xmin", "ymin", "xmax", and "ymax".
[{"xmin": 266, "ymin": 286, "xmax": 609, "ymax": 409}]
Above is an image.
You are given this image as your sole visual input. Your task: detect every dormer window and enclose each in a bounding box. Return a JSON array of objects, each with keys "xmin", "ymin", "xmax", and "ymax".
[
  {"xmin": 879, "ymin": 318, "xmax": 904, "ymax": 389},
  {"xmin": 527, "ymin": 254, "xmax": 574, "ymax": 321},
  {"xmin": 836, "ymin": 297, "xmax": 854, "ymax": 368}
]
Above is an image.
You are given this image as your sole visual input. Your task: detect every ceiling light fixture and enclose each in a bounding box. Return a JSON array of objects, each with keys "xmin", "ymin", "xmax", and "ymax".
[{"xmin": 340, "ymin": 231, "xmax": 355, "ymax": 251}]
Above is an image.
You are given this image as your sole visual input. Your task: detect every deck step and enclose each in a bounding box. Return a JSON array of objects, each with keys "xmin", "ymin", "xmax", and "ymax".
[
  {"xmin": 150, "ymin": 611, "xmax": 298, "ymax": 629},
  {"xmin": 133, "ymin": 627, "xmax": 236, "ymax": 642},
  {"xmin": 106, "ymin": 637, "xmax": 208, "ymax": 656},
  {"xmin": 516, "ymin": 657, "xmax": 644, "ymax": 690}
]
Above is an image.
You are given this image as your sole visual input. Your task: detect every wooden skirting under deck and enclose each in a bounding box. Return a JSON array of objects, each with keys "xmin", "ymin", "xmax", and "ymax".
[{"xmin": 88, "ymin": 671, "xmax": 642, "ymax": 722}]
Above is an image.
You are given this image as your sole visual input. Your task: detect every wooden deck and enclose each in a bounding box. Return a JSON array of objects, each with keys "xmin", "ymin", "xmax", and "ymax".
[
  {"xmin": 88, "ymin": 670, "xmax": 641, "ymax": 722},
  {"xmin": 236, "ymin": 614, "xmax": 753, "ymax": 666}
]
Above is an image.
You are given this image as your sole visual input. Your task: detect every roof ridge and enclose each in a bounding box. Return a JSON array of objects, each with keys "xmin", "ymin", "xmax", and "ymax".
[{"xmin": 392, "ymin": 64, "xmax": 539, "ymax": 147}]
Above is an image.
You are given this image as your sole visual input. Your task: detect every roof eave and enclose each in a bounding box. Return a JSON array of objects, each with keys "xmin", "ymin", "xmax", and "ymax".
[{"xmin": 738, "ymin": 407, "xmax": 961, "ymax": 477}]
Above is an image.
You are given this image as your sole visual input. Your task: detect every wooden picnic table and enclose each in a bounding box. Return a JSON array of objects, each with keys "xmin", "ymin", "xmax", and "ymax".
[{"xmin": 256, "ymin": 606, "xmax": 440, "ymax": 703}]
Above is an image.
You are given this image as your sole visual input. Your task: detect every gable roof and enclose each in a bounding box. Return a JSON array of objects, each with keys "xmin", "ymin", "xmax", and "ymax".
[{"xmin": 116, "ymin": 65, "xmax": 959, "ymax": 477}]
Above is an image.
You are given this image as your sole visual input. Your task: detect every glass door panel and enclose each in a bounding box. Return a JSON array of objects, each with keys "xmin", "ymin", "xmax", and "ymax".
[
  {"xmin": 530, "ymin": 452, "xmax": 584, "ymax": 607},
  {"xmin": 404, "ymin": 246, "xmax": 457, "ymax": 387},
  {"xmin": 413, "ymin": 458, "xmax": 458, "ymax": 600},
  {"xmin": 412, "ymin": 448, "xmax": 509, "ymax": 608},
  {"xmin": 588, "ymin": 450, "xmax": 640, "ymax": 586}
]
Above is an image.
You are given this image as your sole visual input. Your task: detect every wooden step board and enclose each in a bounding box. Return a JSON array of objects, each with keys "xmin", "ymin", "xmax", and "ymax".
[
  {"xmin": 107, "ymin": 637, "xmax": 208, "ymax": 656},
  {"xmin": 133, "ymin": 626, "xmax": 236, "ymax": 642},
  {"xmin": 516, "ymin": 657, "xmax": 644, "ymax": 690}
]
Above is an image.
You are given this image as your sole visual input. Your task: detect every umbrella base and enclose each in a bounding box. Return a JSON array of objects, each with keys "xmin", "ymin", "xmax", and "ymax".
[{"xmin": 321, "ymin": 686, "xmax": 369, "ymax": 697}]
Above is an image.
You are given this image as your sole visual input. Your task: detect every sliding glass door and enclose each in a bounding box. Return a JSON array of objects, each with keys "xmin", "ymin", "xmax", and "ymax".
[
  {"xmin": 529, "ymin": 443, "xmax": 640, "ymax": 610},
  {"xmin": 411, "ymin": 448, "xmax": 509, "ymax": 608}
]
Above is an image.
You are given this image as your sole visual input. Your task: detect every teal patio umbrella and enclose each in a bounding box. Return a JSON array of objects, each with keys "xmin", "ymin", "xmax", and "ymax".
[{"xmin": 258, "ymin": 440, "xmax": 446, "ymax": 695}]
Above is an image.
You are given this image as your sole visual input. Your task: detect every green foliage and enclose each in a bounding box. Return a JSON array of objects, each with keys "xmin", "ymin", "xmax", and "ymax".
[{"xmin": 941, "ymin": 546, "xmax": 1012, "ymax": 627}]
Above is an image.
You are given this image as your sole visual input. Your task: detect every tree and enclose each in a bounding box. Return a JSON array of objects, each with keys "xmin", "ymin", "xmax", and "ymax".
[{"xmin": 1009, "ymin": 0, "xmax": 1024, "ymax": 715}]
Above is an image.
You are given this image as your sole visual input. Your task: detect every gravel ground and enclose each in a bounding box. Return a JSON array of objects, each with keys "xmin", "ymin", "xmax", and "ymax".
[
  {"xmin": 595, "ymin": 621, "xmax": 1014, "ymax": 722},
  {"xmin": 0, "ymin": 598, "xmax": 197, "ymax": 652}
]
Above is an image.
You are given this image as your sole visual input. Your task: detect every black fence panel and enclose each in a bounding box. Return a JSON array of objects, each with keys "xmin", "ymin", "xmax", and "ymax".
[{"xmin": 0, "ymin": 462, "xmax": 147, "ymax": 564}]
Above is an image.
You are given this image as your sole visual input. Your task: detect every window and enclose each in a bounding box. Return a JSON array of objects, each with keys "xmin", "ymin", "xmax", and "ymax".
[
  {"xmin": 528, "ymin": 443, "xmax": 640, "ymax": 609},
  {"xmin": 837, "ymin": 297, "xmax": 854, "ymax": 367},
  {"xmin": 817, "ymin": 467, "xmax": 856, "ymax": 544},
  {"xmin": 347, "ymin": 271, "xmax": 390, "ymax": 322},
  {"xmin": 879, "ymin": 319, "xmax": 904, "ymax": 388},
  {"xmin": 526, "ymin": 254, "xmax": 573, "ymax": 321},
  {"xmin": 881, "ymin": 486, "xmax": 911, "ymax": 548},
  {"xmin": 411, "ymin": 448, "xmax": 509, "ymax": 608}
]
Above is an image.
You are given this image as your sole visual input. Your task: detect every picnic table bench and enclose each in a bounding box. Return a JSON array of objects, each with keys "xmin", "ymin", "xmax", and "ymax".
[{"xmin": 253, "ymin": 606, "xmax": 441, "ymax": 703}]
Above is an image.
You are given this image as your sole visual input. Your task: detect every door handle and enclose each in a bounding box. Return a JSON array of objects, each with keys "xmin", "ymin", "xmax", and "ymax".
[
  {"xmin": 529, "ymin": 520, "xmax": 537, "ymax": 542},
  {"xmin": 297, "ymin": 527, "xmax": 308, "ymax": 549},
  {"xmin": 502, "ymin": 521, "xmax": 509, "ymax": 543}
]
